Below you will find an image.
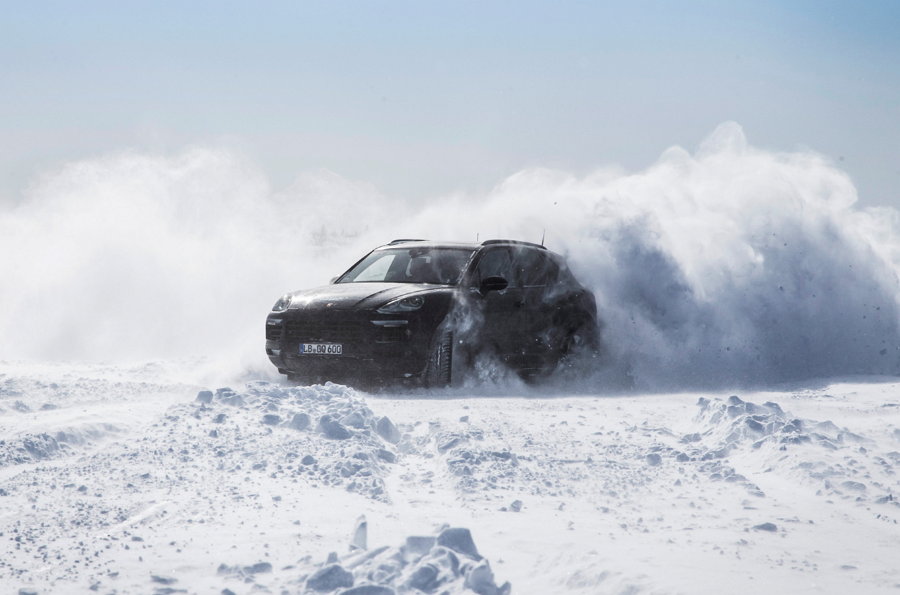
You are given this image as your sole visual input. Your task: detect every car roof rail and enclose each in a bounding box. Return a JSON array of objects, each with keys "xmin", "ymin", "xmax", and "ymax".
[
  {"xmin": 481, "ymin": 239, "xmax": 547, "ymax": 250},
  {"xmin": 388, "ymin": 238, "xmax": 427, "ymax": 245}
]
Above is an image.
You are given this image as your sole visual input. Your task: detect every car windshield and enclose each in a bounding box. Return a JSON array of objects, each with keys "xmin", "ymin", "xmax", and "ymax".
[{"xmin": 337, "ymin": 247, "xmax": 475, "ymax": 285}]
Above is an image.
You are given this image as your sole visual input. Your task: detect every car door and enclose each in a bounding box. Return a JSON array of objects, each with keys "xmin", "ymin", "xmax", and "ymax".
[
  {"xmin": 510, "ymin": 247, "xmax": 562, "ymax": 366},
  {"xmin": 464, "ymin": 247, "xmax": 529, "ymax": 362}
]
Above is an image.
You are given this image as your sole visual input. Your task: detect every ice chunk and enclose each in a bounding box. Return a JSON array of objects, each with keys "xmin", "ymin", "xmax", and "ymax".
[
  {"xmin": 290, "ymin": 412, "xmax": 311, "ymax": 431},
  {"xmin": 318, "ymin": 415, "xmax": 352, "ymax": 440},
  {"xmin": 351, "ymin": 515, "xmax": 367, "ymax": 551},
  {"xmin": 217, "ymin": 393, "xmax": 245, "ymax": 407},
  {"xmin": 841, "ymin": 480, "xmax": 866, "ymax": 492},
  {"xmin": 339, "ymin": 586, "xmax": 396, "ymax": 595},
  {"xmin": 150, "ymin": 575, "xmax": 177, "ymax": 584},
  {"xmin": 244, "ymin": 562, "xmax": 272, "ymax": 574},
  {"xmin": 307, "ymin": 564, "xmax": 353, "ymax": 592},
  {"xmin": 404, "ymin": 536, "xmax": 436, "ymax": 556},
  {"xmin": 376, "ymin": 416, "xmax": 401, "ymax": 444},
  {"xmin": 437, "ymin": 435, "xmax": 465, "ymax": 453},
  {"xmin": 465, "ymin": 559, "xmax": 500, "ymax": 595},
  {"xmin": 436, "ymin": 527, "xmax": 481, "ymax": 560},
  {"xmin": 375, "ymin": 448, "xmax": 397, "ymax": 463},
  {"xmin": 406, "ymin": 563, "xmax": 440, "ymax": 590},
  {"xmin": 341, "ymin": 411, "xmax": 368, "ymax": 429}
]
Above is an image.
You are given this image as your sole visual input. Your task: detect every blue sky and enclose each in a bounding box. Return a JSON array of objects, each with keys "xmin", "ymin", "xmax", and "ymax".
[{"xmin": 2, "ymin": 0, "xmax": 899, "ymax": 204}]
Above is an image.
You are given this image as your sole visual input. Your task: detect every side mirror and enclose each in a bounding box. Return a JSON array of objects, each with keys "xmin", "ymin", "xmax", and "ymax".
[
  {"xmin": 480, "ymin": 276, "xmax": 509, "ymax": 294},
  {"xmin": 330, "ymin": 277, "xmax": 338, "ymax": 284}
]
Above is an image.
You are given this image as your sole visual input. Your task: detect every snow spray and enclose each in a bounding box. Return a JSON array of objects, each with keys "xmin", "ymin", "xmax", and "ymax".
[{"xmin": 2, "ymin": 123, "xmax": 899, "ymax": 389}]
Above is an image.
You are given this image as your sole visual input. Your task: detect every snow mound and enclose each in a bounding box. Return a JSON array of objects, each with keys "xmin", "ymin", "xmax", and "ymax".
[
  {"xmin": 192, "ymin": 382, "xmax": 400, "ymax": 501},
  {"xmin": 0, "ymin": 423, "xmax": 121, "ymax": 468},
  {"xmin": 0, "ymin": 379, "xmax": 410, "ymax": 593},
  {"xmin": 279, "ymin": 526, "xmax": 510, "ymax": 595},
  {"xmin": 693, "ymin": 395, "xmax": 865, "ymax": 453},
  {"xmin": 683, "ymin": 395, "xmax": 898, "ymax": 504},
  {"xmin": 0, "ymin": 366, "xmax": 190, "ymax": 467}
]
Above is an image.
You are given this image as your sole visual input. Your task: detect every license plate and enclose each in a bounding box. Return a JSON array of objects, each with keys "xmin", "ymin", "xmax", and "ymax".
[{"xmin": 299, "ymin": 343, "xmax": 343, "ymax": 355}]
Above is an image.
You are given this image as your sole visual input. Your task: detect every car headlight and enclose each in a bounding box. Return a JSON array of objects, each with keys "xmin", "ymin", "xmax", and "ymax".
[
  {"xmin": 271, "ymin": 294, "xmax": 292, "ymax": 312},
  {"xmin": 377, "ymin": 295, "xmax": 425, "ymax": 314}
]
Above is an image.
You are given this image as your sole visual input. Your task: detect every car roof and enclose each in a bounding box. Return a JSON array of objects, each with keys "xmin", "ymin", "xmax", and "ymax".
[{"xmin": 380, "ymin": 239, "xmax": 548, "ymax": 251}]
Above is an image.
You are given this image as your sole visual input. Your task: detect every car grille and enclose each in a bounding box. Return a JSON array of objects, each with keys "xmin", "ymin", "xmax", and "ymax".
[{"xmin": 284, "ymin": 317, "xmax": 365, "ymax": 344}]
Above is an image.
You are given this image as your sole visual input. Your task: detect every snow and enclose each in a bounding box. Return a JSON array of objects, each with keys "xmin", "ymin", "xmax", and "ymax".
[
  {"xmin": 5, "ymin": 123, "xmax": 900, "ymax": 393},
  {"xmin": 2, "ymin": 361, "xmax": 898, "ymax": 593},
  {"xmin": 3, "ymin": 124, "xmax": 900, "ymax": 593}
]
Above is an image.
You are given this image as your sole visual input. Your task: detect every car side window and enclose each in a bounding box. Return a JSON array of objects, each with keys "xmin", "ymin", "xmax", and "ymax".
[
  {"xmin": 473, "ymin": 248, "xmax": 515, "ymax": 287},
  {"xmin": 513, "ymin": 248, "xmax": 558, "ymax": 288}
]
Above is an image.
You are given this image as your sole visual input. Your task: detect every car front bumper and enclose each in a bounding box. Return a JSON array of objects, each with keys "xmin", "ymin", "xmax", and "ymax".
[{"xmin": 265, "ymin": 309, "xmax": 436, "ymax": 385}]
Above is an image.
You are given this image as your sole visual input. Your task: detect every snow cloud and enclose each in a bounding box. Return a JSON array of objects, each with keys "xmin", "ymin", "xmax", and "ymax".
[
  {"xmin": 3, "ymin": 123, "xmax": 899, "ymax": 389},
  {"xmin": 0, "ymin": 148, "xmax": 385, "ymax": 367}
]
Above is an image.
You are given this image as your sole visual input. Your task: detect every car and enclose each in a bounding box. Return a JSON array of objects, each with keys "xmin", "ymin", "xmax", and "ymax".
[{"xmin": 265, "ymin": 239, "xmax": 600, "ymax": 387}]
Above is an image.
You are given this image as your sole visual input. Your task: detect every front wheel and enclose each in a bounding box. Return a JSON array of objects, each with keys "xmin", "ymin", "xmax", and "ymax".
[{"xmin": 423, "ymin": 330, "xmax": 453, "ymax": 387}]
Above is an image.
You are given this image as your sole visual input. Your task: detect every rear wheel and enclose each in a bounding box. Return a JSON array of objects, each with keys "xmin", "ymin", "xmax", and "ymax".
[
  {"xmin": 556, "ymin": 320, "xmax": 601, "ymax": 373},
  {"xmin": 424, "ymin": 330, "xmax": 453, "ymax": 387}
]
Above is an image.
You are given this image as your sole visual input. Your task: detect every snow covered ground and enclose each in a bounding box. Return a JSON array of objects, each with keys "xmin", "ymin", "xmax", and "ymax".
[
  {"xmin": 2, "ymin": 360, "xmax": 898, "ymax": 594},
  {"xmin": 4, "ymin": 109, "xmax": 900, "ymax": 595}
]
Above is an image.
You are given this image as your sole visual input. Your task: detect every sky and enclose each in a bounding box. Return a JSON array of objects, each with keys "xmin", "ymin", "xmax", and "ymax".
[{"xmin": 2, "ymin": 0, "xmax": 899, "ymax": 206}]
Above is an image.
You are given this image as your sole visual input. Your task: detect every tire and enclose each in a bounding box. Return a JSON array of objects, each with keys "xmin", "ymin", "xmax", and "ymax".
[
  {"xmin": 555, "ymin": 320, "xmax": 601, "ymax": 374},
  {"xmin": 424, "ymin": 329, "xmax": 453, "ymax": 388}
]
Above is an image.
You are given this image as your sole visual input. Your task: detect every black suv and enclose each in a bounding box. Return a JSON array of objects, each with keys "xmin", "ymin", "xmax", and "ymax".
[{"xmin": 265, "ymin": 239, "xmax": 599, "ymax": 387}]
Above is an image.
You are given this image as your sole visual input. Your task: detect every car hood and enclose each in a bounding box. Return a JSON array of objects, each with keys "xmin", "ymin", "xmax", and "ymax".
[{"xmin": 287, "ymin": 283, "xmax": 442, "ymax": 311}]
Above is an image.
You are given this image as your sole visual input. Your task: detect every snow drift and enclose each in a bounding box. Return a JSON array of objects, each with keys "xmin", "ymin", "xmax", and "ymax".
[
  {"xmin": 2, "ymin": 123, "xmax": 899, "ymax": 388},
  {"xmin": 2, "ymin": 363, "xmax": 898, "ymax": 593}
]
